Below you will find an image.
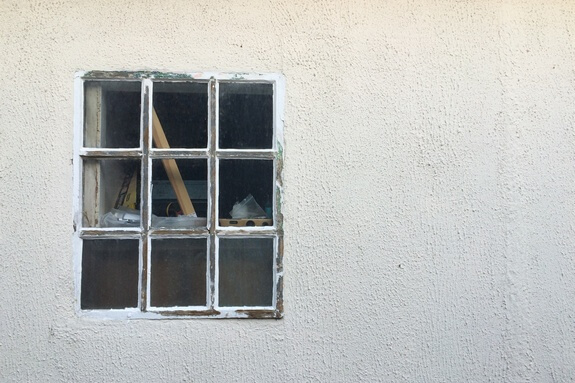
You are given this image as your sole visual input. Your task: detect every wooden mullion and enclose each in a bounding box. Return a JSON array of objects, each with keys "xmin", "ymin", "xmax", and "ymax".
[
  {"xmin": 79, "ymin": 149, "xmax": 142, "ymax": 158},
  {"xmin": 216, "ymin": 150, "xmax": 275, "ymax": 160},
  {"xmin": 208, "ymin": 78, "xmax": 217, "ymax": 310},
  {"xmin": 79, "ymin": 230, "xmax": 141, "ymax": 239},
  {"xmin": 140, "ymin": 79, "xmax": 153, "ymax": 312},
  {"xmin": 215, "ymin": 228, "xmax": 277, "ymax": 236},
  {"xmin": 150, "ymin": 149, "xmax": 208, "ymax": 159}
]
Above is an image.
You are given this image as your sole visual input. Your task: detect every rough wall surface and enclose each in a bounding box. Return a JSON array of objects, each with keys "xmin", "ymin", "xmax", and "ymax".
[{"xmin": 1, "ymin": 0, "xmax": 575, "ymax": 381}]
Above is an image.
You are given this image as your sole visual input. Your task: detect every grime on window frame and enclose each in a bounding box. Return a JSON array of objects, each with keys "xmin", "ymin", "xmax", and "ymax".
[{"xmin": 73, "ymin": 71, "xmax": 285, "ymax": 319}]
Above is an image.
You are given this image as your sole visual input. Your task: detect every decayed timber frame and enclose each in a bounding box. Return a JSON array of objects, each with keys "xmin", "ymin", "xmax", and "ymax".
[{"xmin": 73, "ymin": 71, "xmax": 285, "ymax": 319}]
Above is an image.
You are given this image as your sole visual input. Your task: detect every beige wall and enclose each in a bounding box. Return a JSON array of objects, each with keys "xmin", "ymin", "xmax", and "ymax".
[{"xmin": 2, "ymin": 0, "xmax": 575, "ymax": 381}]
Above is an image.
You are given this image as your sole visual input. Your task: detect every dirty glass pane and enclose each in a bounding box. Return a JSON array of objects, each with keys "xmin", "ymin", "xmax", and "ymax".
[
  {"xmin": 82, "ymin": 159, "xmax": 140, "ymax": 228},
  {"xmin": 151, "ymin": 159, "xmax": 207, "ymax": 229},
  {"xmin": 153, "ymin": 82, "xmax": 208, "ymax": 149},
  {"xmin": 219, "ymin": 83, "xmax": 273, "ymax": 149},
  {"xmin": 150, "ymin": 239, "xmax": 207, "ymax": 307},
  {"xmin": 81, "ymin": 239, "xmax": 139, "ymax": 309},
  {"xmin": 219, "ymin": 238, "xmax": 274, "ymax": 307},
  {"xmin": 218, "ymin": 159, "xmax": 273, "ymax": 222},
  {"xmin": 84, "ymin": 81, "xmax": 141, "ymax": 148}
]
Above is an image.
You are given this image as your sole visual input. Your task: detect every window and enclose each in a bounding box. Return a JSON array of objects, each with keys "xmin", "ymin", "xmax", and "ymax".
[{"xmin": 73, "ymin": 71, "xmax": 284, "ymax": 319}]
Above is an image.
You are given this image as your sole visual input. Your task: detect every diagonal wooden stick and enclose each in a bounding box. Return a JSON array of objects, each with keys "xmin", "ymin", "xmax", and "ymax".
[{"xmin": 152, "ymin": 108, "xmax": 197, "ymax": 216}]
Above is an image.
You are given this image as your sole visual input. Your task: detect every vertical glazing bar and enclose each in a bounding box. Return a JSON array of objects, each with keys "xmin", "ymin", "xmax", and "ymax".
[
  {"xmin": 140, "ymin": 78, "xmax": 153, "ymax": 311},
  {"xmin": 208, "ymin": 78, "xmax": 217, "ymax": 310}
]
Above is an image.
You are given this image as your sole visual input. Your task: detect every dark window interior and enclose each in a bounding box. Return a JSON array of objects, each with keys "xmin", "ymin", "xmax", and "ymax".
[
  {"xmin": 218, "ymin": 159, "xmax": 273, "ymax": 219},
  {"xmin": 153, "ymin": 82, "xmax": 208, "ymax": 149},
  {"xmin": 218, "ymin": 238, "xmax": 274, "ymax": 307},
  {"xmin": 81, "ymin": 78, "xmax": 278, "ymax": 314},
  {"xmin": 152, "ymin": 159, "xmax": 208, "ymax": 217},
  {"xmin": 219, "ymin": 83, "xmax": 273, "ymax": 149},
  {"xmin": 103, "ymin": 91, "xmax": 141, "ymax": 148},
  {"xmin": 81, "ymin": 239, "xmax": 139, "ymax": 309},
  {"xmin": 151, "ymin": 239, "xmax": 207, "ymax": 307}
]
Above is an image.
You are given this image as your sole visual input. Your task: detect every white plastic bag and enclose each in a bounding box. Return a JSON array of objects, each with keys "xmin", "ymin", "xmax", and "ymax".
[
  {"xmin": 230, "ymin": 194, "xmax": 267, "ymax": 218},
  {"xmin": 101, "ymin": 207, "xmax": 140, "ymax": 227}
]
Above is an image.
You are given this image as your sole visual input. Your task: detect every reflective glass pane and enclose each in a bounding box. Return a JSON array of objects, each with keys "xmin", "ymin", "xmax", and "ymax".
[
  {"xmin": 219, "ymin": 83, "xmax": 273, "ymax": 149},
  {"xmin": 153, "ymin": 82, "xmax": 208, "ymax": 149},
  {"xmin": 81, "ymin": 239, "xmax": 139, "ymax": 309},
  {"xmin": 151, "ymin": 159, "xmax": 207, "ymax": 229},
  {"xmin": 218, "ymin": 159, "xmax": 273, "ymax": 222},
  {"xmin": 218, "ymin": 238, "xmax": 274, "ymax": 307},
  {"xmin": 84, "ymin": 81, "xmax": 141, "ymax": 148},
  {"xmin": 150, "ymin": 239, "xmax": 207, "ymax": 307},
  {"xmin": 82, "ymin": 159, "xmax": 140, "ymax": 228}
]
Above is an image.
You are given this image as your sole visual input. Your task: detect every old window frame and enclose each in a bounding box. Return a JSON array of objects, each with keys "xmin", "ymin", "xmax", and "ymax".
[{"xmin": 73, "ymin": 71, "xmax": 285, "ymax": 319}]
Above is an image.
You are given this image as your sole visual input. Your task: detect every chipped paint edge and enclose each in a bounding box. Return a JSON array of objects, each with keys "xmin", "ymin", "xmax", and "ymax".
[{"xmin": 73, "ymin": 70, "xmax": 285, "ymax": 320}]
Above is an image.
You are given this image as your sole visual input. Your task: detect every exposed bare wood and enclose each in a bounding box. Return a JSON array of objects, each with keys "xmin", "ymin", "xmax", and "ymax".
[
  {"xmin": 236, "ymin": 309, "xmax": 283, "ymax": 319},
  {"xmin": 155, "ymin": 309, "xmax": 221, "ymax": 317},
  {"xmin": 141, "ymin": 82, "xmax": 152, "ymax": 312},
  {"xmin": 77, "ymin": 72, "xmax": 284, "ymax": 319}
]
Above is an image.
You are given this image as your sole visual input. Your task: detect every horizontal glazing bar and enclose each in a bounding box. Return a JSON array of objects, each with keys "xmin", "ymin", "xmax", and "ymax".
[
  {"xmin": 149, "ymin": 229, "xmax": 210, "ymax": 237},
  {"xmin": 150, "ymin": 149, "xmax": 209, "ymax": 158},
  {"xmin": 79, "ymin": 229, "xmax": 141, "ymax": 238},
  {"xmin": 80, "ymin": 149, "xmax": 142, "ymax": 158},
  {"xmin": 216, "ymin": 151, "xmax": 276, "ymax": 159},
  {"xmin": 215, "ymin": 229, "xmax": 278, "ymax": 236}
]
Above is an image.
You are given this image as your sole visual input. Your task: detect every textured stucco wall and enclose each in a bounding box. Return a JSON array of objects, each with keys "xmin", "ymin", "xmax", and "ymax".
[{"xmin": 1, "ymin": 0, "xmax": 575, "ymax": 381}]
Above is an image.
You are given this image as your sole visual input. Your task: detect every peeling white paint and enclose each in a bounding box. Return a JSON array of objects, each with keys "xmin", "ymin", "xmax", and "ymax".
[{"xmin": 73, "ymin": 71, "xmax": 284, "ymax": 319}]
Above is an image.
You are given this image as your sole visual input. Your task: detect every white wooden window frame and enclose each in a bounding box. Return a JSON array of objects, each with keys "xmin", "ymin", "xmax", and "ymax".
[{"xmin": 73, "ymin": 71, "xmax": 285, "ymax": 319}]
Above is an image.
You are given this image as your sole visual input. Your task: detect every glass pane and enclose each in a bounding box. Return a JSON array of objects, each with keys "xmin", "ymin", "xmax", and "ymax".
[
  {"xmin": 151, "ymin": 159, "xmax": 207, "ymax": 229},
  {"xmin": 153, "ymin": 82, "xmax": 208, "ymax": 149},
  {"xmin": 150, "ymin": 239, "xmax": 207, "ymax": 307},
  {"xmin": 81, "ymin": 239, "xmax": 139, "ymax": 309},
  {"xmin": 82, "ymin": 159, "xmax": 140, "ymax": 228},
  {"xmin": 219, "ymin": 83, "xmax": 273, "ymax": 149},
  {"xmin": 219, "ymin": 238, "xmax": 274, "ymax": 307},
  {"xmin": 84, "ymin": 81, "xmax": 141, "ymax": 148},
  {"xmin": 218, "ymin": 159, "xmax": 273, "ymax": 223}
]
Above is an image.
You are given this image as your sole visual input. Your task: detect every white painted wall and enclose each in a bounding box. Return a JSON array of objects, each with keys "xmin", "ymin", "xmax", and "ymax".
[{"xmin": 1, "ymin": 0, "xmax": 575, "ymax": 381}]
